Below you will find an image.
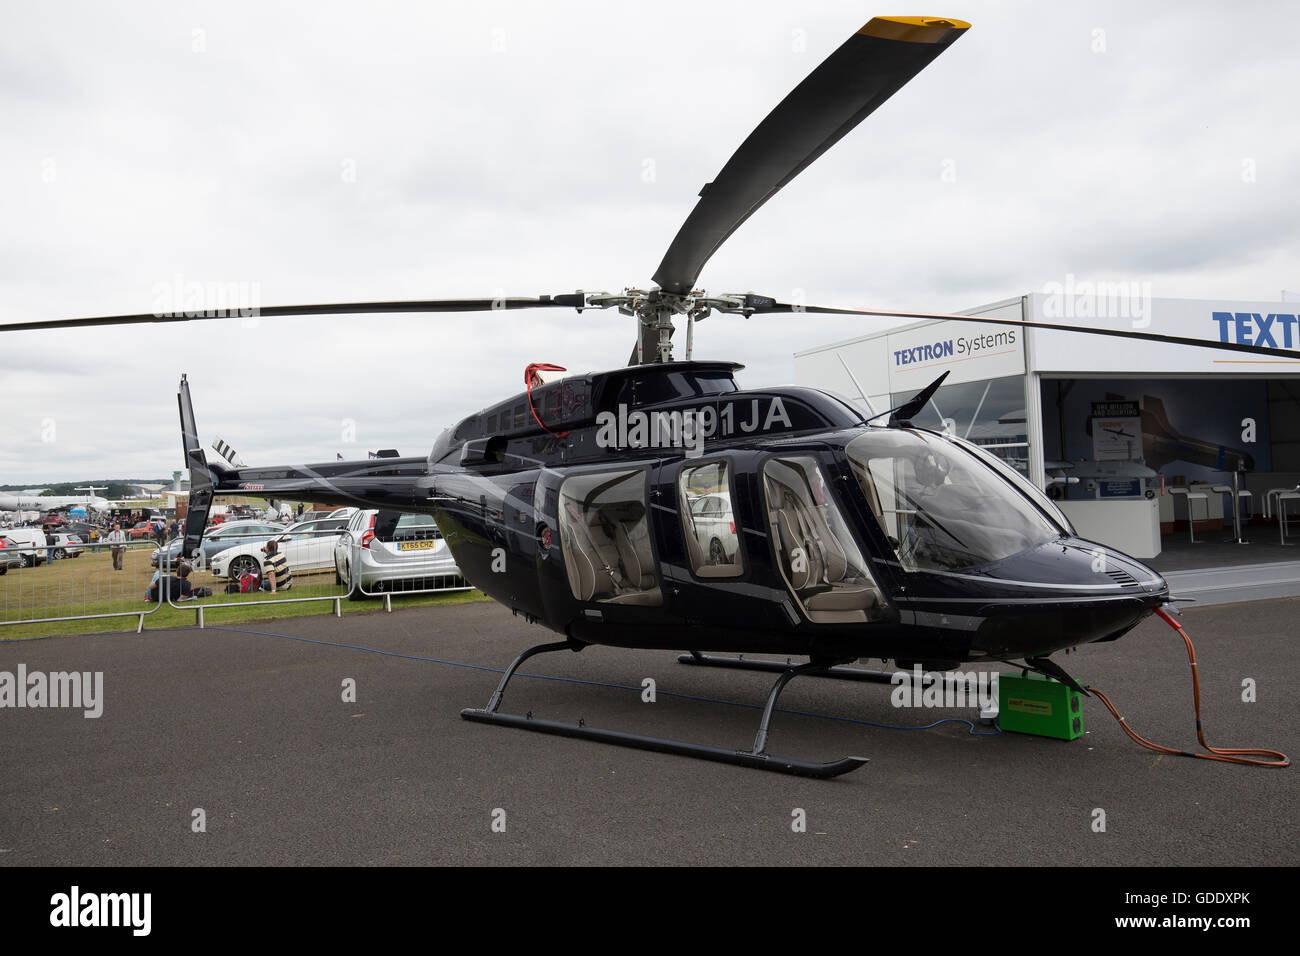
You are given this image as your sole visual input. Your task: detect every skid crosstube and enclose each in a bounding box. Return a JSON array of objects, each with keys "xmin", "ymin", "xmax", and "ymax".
[
  {"xmin": 680, "ymin": 651, "xmax": 905, "ymax": 683},
  {"xmin": 677, "ymin": 651, "xmax": 984, "ymax": 690},
  {"xmin": 460, "ymin": 641, "xmax": 868, "ymax": 779}
]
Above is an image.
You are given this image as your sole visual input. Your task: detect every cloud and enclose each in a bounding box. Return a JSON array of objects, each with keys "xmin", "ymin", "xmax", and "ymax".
[{"xmin": 2, "ymin": 0, "xmax": 1298, "ymax": 482}]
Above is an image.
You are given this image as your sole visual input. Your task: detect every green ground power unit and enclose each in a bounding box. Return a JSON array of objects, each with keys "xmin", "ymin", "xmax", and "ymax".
[{"xmin": 998, "ymin": 672, "xmax": 1084, "ymax": 740}]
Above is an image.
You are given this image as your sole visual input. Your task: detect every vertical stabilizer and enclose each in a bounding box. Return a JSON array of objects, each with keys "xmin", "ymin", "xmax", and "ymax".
[{"xmin": 177, "ymin": 375, "xmax": 216, "ymax": 560}]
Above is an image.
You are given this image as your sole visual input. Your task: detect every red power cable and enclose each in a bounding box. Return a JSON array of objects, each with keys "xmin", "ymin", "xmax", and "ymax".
[
  {"xmin": 1088, "ymin": 606, "xmax": 1289, "ymax": 768},
  {"xmin": 525, "ymin": 363, "xmax": 568, "ymax": 438}
]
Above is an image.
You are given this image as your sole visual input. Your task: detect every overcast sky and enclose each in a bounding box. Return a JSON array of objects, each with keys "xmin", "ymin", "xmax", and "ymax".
[{"xmin": 3, "ymin": 0, "xmax": 1298, "ymax": 483}]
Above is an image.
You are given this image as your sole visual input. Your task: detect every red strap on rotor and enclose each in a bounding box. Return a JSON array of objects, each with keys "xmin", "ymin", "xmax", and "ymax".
[{"xmin": 525, "ymin": 363, "xmax": 569, "ymax": 438}]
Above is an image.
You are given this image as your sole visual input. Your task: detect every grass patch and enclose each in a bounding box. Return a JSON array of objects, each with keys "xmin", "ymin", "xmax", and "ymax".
[
  {"xmin": 0, "ymin": 542, "xmax": 490, "ymax": 641},
  {"xmin": 0, "ymin": 588, "xmax": 491, "ymax": 641}
]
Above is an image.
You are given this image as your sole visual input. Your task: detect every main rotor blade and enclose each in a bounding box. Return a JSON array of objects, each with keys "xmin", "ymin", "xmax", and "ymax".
[
  {"xmin": 748, "ymin": 299, "xmax": 1300, "ymax": 362},
  {"xmin": 0, "ymin": 295, "xmax": 586, "ymax": 334},
  {"xmin": 652, "ymin": 16, "xmax": 970, "ymax": 295}
]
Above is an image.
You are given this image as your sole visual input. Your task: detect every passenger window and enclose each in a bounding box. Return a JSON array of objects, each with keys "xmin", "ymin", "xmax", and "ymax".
[
  {"xmin": 678, "ymin": 461, "xmax": 742, "ymax": 579},
  {"xmin": 762, "ymin": 456, "xmax": 887, "ymax": 624},
  {"xmin": 558, "ymin": 469, "xmax": 662, "ymax": 605}
]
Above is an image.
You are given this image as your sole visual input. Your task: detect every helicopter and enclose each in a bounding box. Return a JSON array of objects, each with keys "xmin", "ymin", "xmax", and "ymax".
[{"xmin": 12, "ymin": 15, "xmax": 1299, "ymax": 777}]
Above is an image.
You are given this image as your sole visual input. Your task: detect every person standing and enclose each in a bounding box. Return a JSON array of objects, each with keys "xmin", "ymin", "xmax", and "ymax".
[{"xmin": 105, "ymin": 522, "xmax": 127, "ymax": 571}]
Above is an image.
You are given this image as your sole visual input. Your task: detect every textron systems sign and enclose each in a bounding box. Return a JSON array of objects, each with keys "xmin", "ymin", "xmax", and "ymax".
[
  {"xmin": 1027, "ymin": 295, "xmax": 1300, "ymax": 374},
  {"xmin": 887, "ymin": 319, "xmax": 1026, "ymax": 390},
  {"xmin": 892, "ymin": 330, "xmax": 1018, "ymax": 367},
  {"xmin": 1211, "ymin": 311, "xmax": 1300, "ymax": 349}
]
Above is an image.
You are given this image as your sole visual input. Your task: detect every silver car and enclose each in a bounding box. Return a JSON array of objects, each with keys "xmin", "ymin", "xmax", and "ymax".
[
  {"xmin": 49, "ymin": 533, "xmax": 85, "ymax": 559},
  {"xmin": 334, "ymin": 510, "xmax": 465, "ymax": 598},
  {"xmin": 151, "ymin": 519, "xmax": 286, "ymax": 569},
  {"xmin": 0, "ymin": 539, "xmax": 21, "ymax": 574}
]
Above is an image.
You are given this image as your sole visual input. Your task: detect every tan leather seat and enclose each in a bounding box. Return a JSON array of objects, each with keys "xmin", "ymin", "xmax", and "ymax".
[
  {"xmin": 776, "ymin": 505, "xmax": 820, "ymax": 589},
  {"xmin": 562, "ymin": 502, "xmax": 617, "ymax": 601},
  {"xmin": 560, "ymin": 493, "xmax": 660, "ymax": 605},
  {"xmin": 614, "ymin": 523, "xmax": 653, "ymax": 589},
  {"xmin": 765, "ymin": 466, "xmax": 883, "ymax": 623}
]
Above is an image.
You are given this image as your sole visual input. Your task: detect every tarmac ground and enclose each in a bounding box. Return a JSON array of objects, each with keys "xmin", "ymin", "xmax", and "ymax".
[{"xmin": 1, "ymin": 598, "xmax": 1296, "ymax": 866}]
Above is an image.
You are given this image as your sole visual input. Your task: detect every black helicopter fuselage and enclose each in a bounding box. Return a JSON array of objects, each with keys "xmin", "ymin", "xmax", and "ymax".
[{"xmin": 197, "ymin": 361, "xmax": 1169, "ymax": 669}]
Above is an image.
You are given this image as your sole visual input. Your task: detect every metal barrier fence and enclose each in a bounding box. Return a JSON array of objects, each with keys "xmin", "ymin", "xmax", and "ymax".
[
  {"xmin": 0, "ymin": 516, "xmax": 474, "ymax": 633},
  {"xmin": 0, "ymin": 537, "xmax": 163, "ymax": 631},
  {"xmin": 346, "ymin": 518, "xmax": 473, "ymax": 610},
  {"xmin": 165, "ymin": 519, "xmax": 472, "ymax": 625},
  {"xmin": 163, "ymin": 525, "xmax": 351, "ymax": 625}
]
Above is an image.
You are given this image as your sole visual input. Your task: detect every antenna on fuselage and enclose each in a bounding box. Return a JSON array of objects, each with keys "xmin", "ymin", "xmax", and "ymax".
[{"xmin": 863, "ymin": 372, "xmax": 950, "ymax": 428}]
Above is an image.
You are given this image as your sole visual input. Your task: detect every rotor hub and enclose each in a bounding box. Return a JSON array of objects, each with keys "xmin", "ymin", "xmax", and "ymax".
[{"xmin": 582, "ymin": 288, "xmax": 776, "ymax": 364}]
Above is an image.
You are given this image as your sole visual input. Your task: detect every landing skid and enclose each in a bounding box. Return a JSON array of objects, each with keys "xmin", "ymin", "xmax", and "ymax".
[{"xmin": 460, "ymin": 641, "xmax": 869, "ymax": 779}]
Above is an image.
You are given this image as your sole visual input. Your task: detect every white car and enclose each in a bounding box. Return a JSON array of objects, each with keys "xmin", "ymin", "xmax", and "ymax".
[
  {"xmin": 685, "ymin": 492, "xmax": 738, "ymax": 565},
  {"xmin": 0, "ymin": 527, "xmax": 48, "ymax": 567},
  {"xmin": 209, "ymin": 512, "xmax": 355, "ymax": 581},
  {"xmin": 334, "ymin": 509, "xmax": 463, "ymax": 598}
]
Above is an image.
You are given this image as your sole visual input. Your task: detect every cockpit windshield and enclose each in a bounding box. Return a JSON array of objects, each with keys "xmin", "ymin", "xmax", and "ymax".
[{"xmin": 846, "ymin": 429, "xmax": 1060, "ymax": 572}]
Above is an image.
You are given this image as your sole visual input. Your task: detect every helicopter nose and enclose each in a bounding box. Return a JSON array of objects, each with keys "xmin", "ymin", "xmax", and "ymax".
[
  {"xmin": 954, "ymin": 538, "xmax": 1170, "ymax": 659},
  {"xmin": 1010, "ymin": 537, "xmax": 1166, "ymax": 594},
  {"xmin": 1067, "ymin": 541, "xmax": 1166, "ymax": 594}
]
